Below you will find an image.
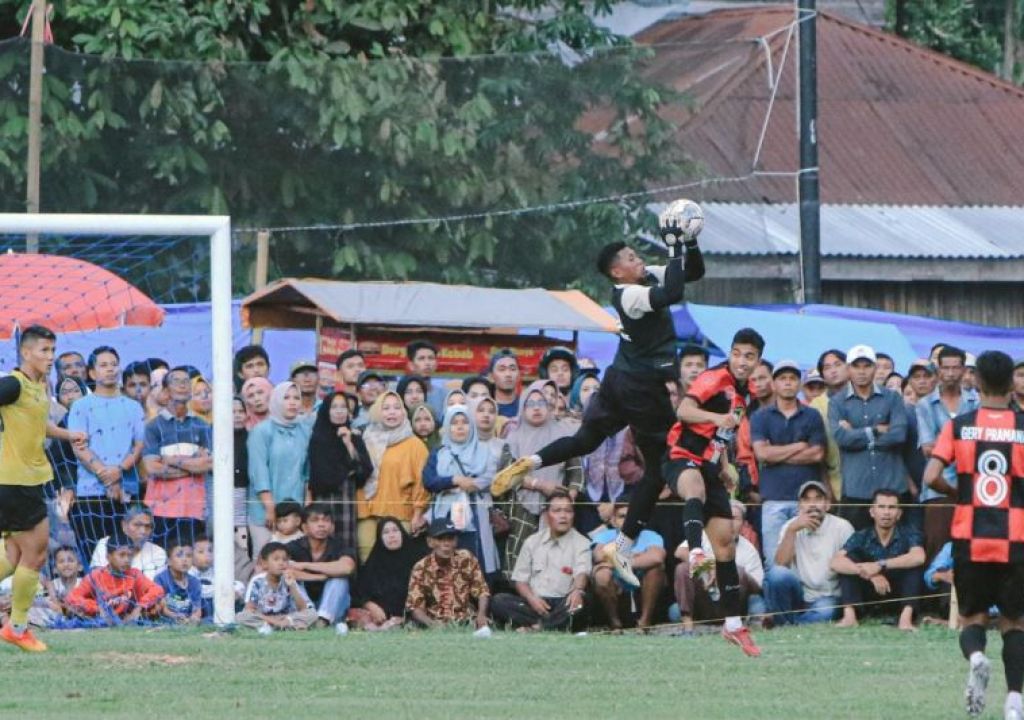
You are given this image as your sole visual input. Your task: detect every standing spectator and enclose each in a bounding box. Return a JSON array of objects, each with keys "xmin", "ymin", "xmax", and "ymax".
[
  {"xmin": 679, "ymin": 345, "xmax": 708, "ymax": 395},
  {"xmin": 356, "ymin": 391, "xmax": 430, "ymax": 561},
  {"xmin": 831, "ymin": 490, "xmax": 925, "ymax": 630},
  {"xmin": 472, "ymin": 390, "xmax": 508, "ymax": 442},
  {"xmin": 764, "ymin": 480, "xmax": 853, "ymax": 625},
  {"xmin": 233, "ymin": 345, "xmax": 270, "ymax": 392},
  {"xmin": 538, "ymin": 346, "xmax": 579, "ymax": 397},
  {"xmin": 488, "ymin": 349, "xmax": 521, "ymax": 419},
  {"xmin": 906, "ymin": 359, "xmax": 937, "ymax": 404},
  {"xmin": 335, "ymin": 349, "xmax": 366, "ymax": 395},
  {"xmin": 353, "ymin": 518, "xmax": 425, "ymax": 631},
  {"xmin": 308, "ymin": 392, "xmax": 372, "ymax": 550},
  {"xmin": 916, "ymin": 345, "xmax": 979, "ymax": 560},
  {"xmin": 1013, "ymin": 358, "xmax": 1024, "ymax": 410},
  {"xmin": 286, "ymin": 504, "xmax": 357, "ymax": 628},
  {"xmin": 145, "ymin": 367, "xmax": 170, "ymax": 420},
  {"xmin": 750, "ymin": 360, "xmax": 826, "ymax": 566},
  {"xmin": 409, "ymin": 404, "xmax": 440, "ymax": 449},
  {"xmin": 810, "ymin": 349, "xmax": 848, "ymax": 499},
  {"xmin": 67, "ymin": 347, "xmax": 146, "ymax": 563},
  {"xmin": 444, "ymin": 389, "xmax": 468, "ymax": 409},
  {"xmin": 56, "ymin": 351, "xmax": 88, "ymax": 383},
  {"xmin": 289, "ymin": 360, "xmax": 320, "ymax": 417},
  {"xmin": 188, "ymin": 377, "xmax": 213, "ymax": 424},
  {"xmin": 121, "ymin": 362, "xmax": 151, "ymax": 408},
  {"xmin": 493, "ymin": 381, "xmax": 583, "ymax": 577},
  {"xmin": 241, "ymin": 376, "xmax": 273, "ymax": 430},
  {"xmin": 141, "ymin": 366, "xmax": 213, "ymax": 549},
  {"xmin": 591, "ymin": 502, "xmax": 666, "ymax": 631},
  {"xmin": 238, "ymin": 542, "xmax": 316, "ymax": 631},
  {"xmin": 397, "ymin": 375, "xmax": 428, "ymax": 414},
  {"xmin": 405, "ymin": 518, "xmax": 490, "ymax": 629},
  {"xmin": 885, "ymin": 373, "xmax": 905, "ymax": 393},
  {"xmin": 405, "ymin": 340, "xmax": 447, "ymax": 419},
  {"xmin": 961, "ymin": 352, "xmax": 977, "ymax": 392},
  {"xmin": 48, "ymin": 376, "xmax": 86, "ymax": 523},
  {"xmin": 91, "ymin": 506, "xmax": 167, "ymax": 580},
  {"xmin": 247, "ymin": 382, "xmax": 312, "ymax": 557},
  {"xmin": 423, "ymin": 405, "xmax": 500, "ymax": 579},
  {"xmin": 351, "ymin": 370, "xmax": 385, "ymax": 431},
  {"xmin": 491, "ymin": 490, "xmax": 591, "ymax": 631},
  {"xmin": 749, "ymin": 360, "xmax": 775, "ymax": 411},
  {"xmin": 232, "ymin": 396, "xmax": 253, "ymax": 580},
  {"xmin": 828, "ymin": 345, "xmax": 908, "ymax": 530},
  {"xmin": 802, "ymin": 369, "xmax": 826, "ymax": 402},
  {"xmin": 874, "ymin": 353, "xmax": 895, "ymax": 386}
]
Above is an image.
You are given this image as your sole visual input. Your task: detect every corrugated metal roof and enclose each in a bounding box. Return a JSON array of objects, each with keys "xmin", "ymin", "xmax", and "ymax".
[
  {"xmin": 634, "ymin": 8, "xmax": 1024, "ymax": 206},
  {"xmin": 647, "ymin": 202, "xmax": 1024, "ymax": 258}
]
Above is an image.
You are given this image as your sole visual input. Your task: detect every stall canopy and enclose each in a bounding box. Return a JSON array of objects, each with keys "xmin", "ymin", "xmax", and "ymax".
[{"xmin": 241, "ymin": 279, "xmax": 619, "ymax": 334}]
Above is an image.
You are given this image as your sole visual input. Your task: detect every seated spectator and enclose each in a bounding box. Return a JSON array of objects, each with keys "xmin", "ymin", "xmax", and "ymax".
[
  {"xmin": 91, "ymin": 507, "xmax": 167, "ymax": 580},
  {"xmin": 155, "ymin": 541, "xmax": 203, "ymax": 624},
  {"xmin": 286, "ymin": 504, "xmax": 357, "ymax": 628},
  {"xmin": 491, "ymin": 490, "xmax": 591, "ymax": 631},
  {"xmin": 423, "ymin": 405, "xmax": 501, "ymax": 579},
  {"xmin": 923, "ymin": 541, "xmax": 954, "ymax": 618},
  {"xmin": 270, "ymin": 500, "xmax": 304, "ymax": 544},
  {"xmin": 354, "ymin": 518, "xmax": 425, "ymax": 631},
  {"xmin": 764, "ymin": 481, "xmax": 853, "ymax": 625},
  {"xmin": 66, "ymin": 533, "xmax": 165, "ymax": 623},
  {"xmin": 238, "ymin": 542, "xmax": 316, "ymax": 631},
  {"xmin": 591, "ymin": 502, "xmax": 666, "ymax": 631},
  {"xmin": 674, "ymin": 500, "xmax": 764, "ymax": 632},
  {"xmin": 405, "ymin": 518, "xmax": 490, "ymax": 630},
  {"xmin": 830, "ymin": 489, "xmax": 925, "ymax": 631},
  {"xmin": 40, "ymin": 546, "xmax": 83, "ymax": 625}
]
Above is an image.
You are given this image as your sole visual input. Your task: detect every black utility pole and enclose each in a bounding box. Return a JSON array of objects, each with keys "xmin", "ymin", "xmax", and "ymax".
[{"xmin": 798, "ymin": 0, "xmax": 821, "ymax": 304}]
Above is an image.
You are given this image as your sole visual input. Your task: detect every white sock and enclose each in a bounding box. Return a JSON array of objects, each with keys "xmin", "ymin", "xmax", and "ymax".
[
  {"xmin": 528, "ymin": 454, "xmax": 542, "ymax": 470},
  {"xmin": 615, "ymin": 533, "xmax": 634, "ymax": 556},
  {"xmin": 970, "ymin": 650, "xmax": 987, "ymax": 665},
  {"xmin": 724, "ymin": 616, "xmax": 743, "ymax": 632},
  {"xmin": 1007, "ymin": 691, "xmax": 1022, "ymax": 708}
]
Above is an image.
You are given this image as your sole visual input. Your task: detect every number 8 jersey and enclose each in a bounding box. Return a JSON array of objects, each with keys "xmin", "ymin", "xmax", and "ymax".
[{"xmin": 931, "ymin": 407, "xmax": 1024, "ymax": 563}]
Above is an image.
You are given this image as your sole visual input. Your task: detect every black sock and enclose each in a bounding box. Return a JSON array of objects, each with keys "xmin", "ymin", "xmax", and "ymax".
[
  {"xmin": 1003, "ymin": 630, "xmax": 1024, "ymax": 693},
  {"xmin": 683, "ymin": 498, "xmax": 705, "ymax": 552},
  {"xmin": 717, "ymin": 559, "xmax": 742, "ymax": 618},
  {"xmin": 960, "ymin": 624, "xmax": 987, "ymax": 660}
]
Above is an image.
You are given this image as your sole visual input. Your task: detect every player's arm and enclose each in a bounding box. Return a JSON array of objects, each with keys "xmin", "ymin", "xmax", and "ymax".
[
  {"xmin": 677, "ymin": 396, "xmax": 733, "ymax": 427},
  {"xmin": 0, "ymin": 376, "xmax": 19, "ymax": 405}
]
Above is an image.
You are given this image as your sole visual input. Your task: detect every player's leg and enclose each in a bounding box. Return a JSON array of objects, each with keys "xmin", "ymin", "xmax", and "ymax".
[
  {"xmin": 674, "ymin": 464, "xmax": 712, "ymax": 574},
  {"xmin": 1, "ymin": 514, "xmax": 49, "ymax": 652},
  {"xmin": 705, "ymin": 485, "xmax": 760, "ymax": 657},
  {"xmin": 996, "ymin": 565, "xmax": 1024, "ymax": 720},
  {"xmin": 957, "ymin": 559, "xmax": 993, "ymax": 717}
]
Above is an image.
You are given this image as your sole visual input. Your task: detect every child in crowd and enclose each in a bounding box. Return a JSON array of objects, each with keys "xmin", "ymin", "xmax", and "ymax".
[
  {"xmin": 38, "ymin": 546, "xmax": 84, "ymax": 626},
  {"xmin": 155, "ymin": 541, "xmax": 203, "ymax": 625},
  {"xmin": 238, "ymin": 542, "xmax": 316, "ymax": 631},
  {"xmin": 270, "ymin": 501, "xmax": 305, "ymax": 544},
  {"xmin": 190, "ymin": 535, "xmax": 215, "ymax": 618},
  {"xmin": 66, "ymin": 534, "xmax": 165, "ymax": 623}
]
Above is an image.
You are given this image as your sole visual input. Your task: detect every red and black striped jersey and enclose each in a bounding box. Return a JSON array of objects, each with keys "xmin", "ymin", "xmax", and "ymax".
[
  {"xmin": 931, "ymin": 407, "xmax": 1024, "ymax": 563},
  {"xmin": 668, "ymin": 364, "xmax": 753, "ymax": 464}
]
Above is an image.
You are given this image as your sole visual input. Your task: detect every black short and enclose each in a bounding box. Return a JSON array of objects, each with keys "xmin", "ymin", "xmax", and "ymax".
[
  {"xmin": 953, "ymin": 556, "xmax": 1024, "ymax": 620},
  {"xmin": 661, "ymin": 458, "xmax": 733, "ymax": 521},
  {"xmin": 581, "ymin": 366, "xmax": 676, "ymax": 446},
  {"xmin": 0, "ymin": 484, "xmax": 48, "ymax": 534}
]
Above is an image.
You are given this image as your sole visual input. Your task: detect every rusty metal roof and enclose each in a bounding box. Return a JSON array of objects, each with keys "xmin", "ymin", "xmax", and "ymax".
[{"xmin": 634, "ymin": 7, "xmax": 1024, "ymax": 206}]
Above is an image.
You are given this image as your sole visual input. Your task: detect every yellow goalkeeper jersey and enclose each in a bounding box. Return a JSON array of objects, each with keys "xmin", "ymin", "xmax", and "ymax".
[{"xmin": 0, "ymin": 369, "xmax": 53, "ymax": 486}]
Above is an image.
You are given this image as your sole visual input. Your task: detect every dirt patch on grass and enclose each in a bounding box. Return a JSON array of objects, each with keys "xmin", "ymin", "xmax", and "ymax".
[{"xmin": 92, "ymin": 652, "xmax": 192, "ymax": 666}]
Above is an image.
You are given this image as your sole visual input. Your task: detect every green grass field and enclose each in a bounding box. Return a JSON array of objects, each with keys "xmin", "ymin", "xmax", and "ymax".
[{"xmin": 0, "ymin": 623, "xmax": 1000, "ymax": 719}]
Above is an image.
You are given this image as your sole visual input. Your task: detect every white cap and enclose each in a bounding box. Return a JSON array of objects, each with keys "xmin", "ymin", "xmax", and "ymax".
[
  {"xmin": 965, "ymin": 352, "xmax": 977, "ymax": 368},
  {"xmin": 847, "ymin": 344, "xmax": 877, "ymax": 365}
]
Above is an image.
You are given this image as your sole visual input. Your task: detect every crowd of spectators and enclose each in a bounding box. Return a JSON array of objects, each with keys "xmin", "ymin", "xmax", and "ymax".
[{"xmin": 1, "ymin": 333, "xmax": 1004, "ymax": 634}]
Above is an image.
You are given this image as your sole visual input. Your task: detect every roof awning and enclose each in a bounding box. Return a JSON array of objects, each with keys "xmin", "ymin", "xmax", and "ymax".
[{"xmin": 241, "ymin": 279, "xmax": 619, "ymax": 334}]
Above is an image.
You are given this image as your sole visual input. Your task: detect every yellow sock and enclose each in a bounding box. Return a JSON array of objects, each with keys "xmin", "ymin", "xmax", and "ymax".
[
  {"xmin": 0, "ymin": 539, "xmax": 14, "ymax": 582},
  {"xmin": 10, "ymin": 566, "xmax": 40, "ymax": 628}
]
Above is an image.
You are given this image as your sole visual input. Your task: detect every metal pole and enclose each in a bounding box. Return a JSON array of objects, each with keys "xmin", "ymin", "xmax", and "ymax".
[
  {"xmin": 252, "ymin": 230, "xmax": 270, "ymax": 344},
  {"xmin": 797, "ymin": 0, "xmax": 821, "ymax": 304},
  {"xmin": 25, "ymin": 0, "xmax": 45, "ymax": 252}
]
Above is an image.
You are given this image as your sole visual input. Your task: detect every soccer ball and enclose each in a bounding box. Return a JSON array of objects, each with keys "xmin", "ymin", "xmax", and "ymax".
[{"xmin": 658, "ymin": 198, "xmax": 704, "ymax": 240}]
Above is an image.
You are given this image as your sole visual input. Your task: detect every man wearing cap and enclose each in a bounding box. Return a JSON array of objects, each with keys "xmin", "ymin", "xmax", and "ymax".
[
  {"xmin": 405, "ymin": 517, "xmax": 490, "ymax": 629},
  {"xmin": 289, "ymin": 360, "xmax": 320, "ymax": 417},
  {"xmin": 750, "ymin": 360, "xmax": 827, "ymax": 567},
  {"xmin": 488, "ymin": 349, "xmax": 521, "ymax": 419},
  {"xmin": 828, "ymin": 345, "xmax": 908, "ymax": 531},
  {"xmin": 764, "ymin": 480, "xmax": 853, "ymax": 624},
  {"xmin": 906, "ymin": 358, "xmax": 937, "ymax": 404},
  {"xmin": 802, "ymin": 369, "xmax": 826, "ymax": 402},
  {"xmin": 351, "ymin": 370, "xmax": 385, "ymax": 431},
  {"xmin": 916, "ymin": 345, "xmax": 979, "ymax": 561}
]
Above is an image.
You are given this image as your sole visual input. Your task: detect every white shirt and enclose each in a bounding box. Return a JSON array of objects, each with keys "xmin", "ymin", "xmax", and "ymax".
[
  {"xmin": 91, "ymin": 538, "xmax": 167, "ymax": 580},
  {"xmin": 779, "ymin": 513, "xmax": 854, "ymax": 601}
]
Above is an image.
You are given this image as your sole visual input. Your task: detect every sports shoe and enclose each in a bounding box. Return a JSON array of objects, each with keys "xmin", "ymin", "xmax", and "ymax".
[
  {"xmin": 965, "ymin": 653, "xmax": 990, "ymax": 717},
  {"xmin": 602, "ymin": 542, "xmax": 641, "ymax": 590},
  {"xmin": 722, "ymin": 626, "xmax": 761, "ymax": 657},
  {"xmin": 688, "ymin": 548, "xmax": 715, "ymax": 579},
  {"xmin": 492, "ymin": 457, "xmax": 533, "ymax": 496},
  {"xmin": 1, "ymin": 623, "xmax": 47, "ymax": 652},
  {"xmin": 1005, "ymin": 694, "xmax": 1023, "ymax": 720}
]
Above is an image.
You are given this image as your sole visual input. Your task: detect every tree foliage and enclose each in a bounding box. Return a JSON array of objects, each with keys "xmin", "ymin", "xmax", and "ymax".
[{"xmin": 0, "ymin": 0, "xmax": 688, "ymax": 298}]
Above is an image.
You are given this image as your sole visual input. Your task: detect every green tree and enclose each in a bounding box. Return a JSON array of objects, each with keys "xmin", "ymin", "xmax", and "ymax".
[{"xmin": 0, "ymin": 0, "xmax": 690, "ymax": 299}]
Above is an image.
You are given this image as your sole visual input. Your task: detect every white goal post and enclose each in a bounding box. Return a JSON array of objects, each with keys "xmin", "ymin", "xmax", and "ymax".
[{"xmin": 0, "ymin": 213, "xmax": 236, "ymax": 625}]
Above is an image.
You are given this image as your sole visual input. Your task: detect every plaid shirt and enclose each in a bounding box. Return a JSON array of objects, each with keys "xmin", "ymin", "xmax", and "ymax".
[{"xmin": 406, "ymin": 549, "xmax": 489, "ymax": 623}]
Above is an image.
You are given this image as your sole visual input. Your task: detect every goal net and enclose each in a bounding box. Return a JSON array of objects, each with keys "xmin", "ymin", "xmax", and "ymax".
[{"xmin": 0, "ymin": 213, "xmax": 235, "ymax": 625}]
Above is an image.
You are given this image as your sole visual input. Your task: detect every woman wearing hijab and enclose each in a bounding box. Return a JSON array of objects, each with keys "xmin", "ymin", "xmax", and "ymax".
[
  {"xmin": 145, "ymin": 367, "xmax": 169, "ymax": 420},
  {"xmin": 352, "ymin": 517, "xmax": 426, "ymax": 630},
  {"xmin": 356, "ymin": 391, "xmax": 430, "ymax": 562},
  {"xmin": 189, "ymin": 376, "xmax": 213, "ymax": 424},
  {"xmin": 409, "ymin": 403, "xmax": 440, "ymax": 450},
  {"xmin": 241, "ymin": 376, "xmax": 274, "ymax": 431},
  {"xmin": 396, "ymin": 375, "xmax": 429, "ymax": 414},
  {"xmin": 308, "ymin": 391, "xmax": 373, "ymax": 550},
  {"xmin": 247, "ymin": 381, "xmax": 312, "ymax": 557},
  {"xmin": 492, "ymin": 380, "xmax": 584, "ymax": 577},
  {"xmin": 423, "ymin": 405, "xmax": 501, "ymax": 578}
]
